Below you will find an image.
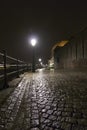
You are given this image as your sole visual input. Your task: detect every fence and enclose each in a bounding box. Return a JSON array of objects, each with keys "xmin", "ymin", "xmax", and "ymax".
[{"xmin": 0, "ymin": 50, "xmax": 31, "ymax": 89}]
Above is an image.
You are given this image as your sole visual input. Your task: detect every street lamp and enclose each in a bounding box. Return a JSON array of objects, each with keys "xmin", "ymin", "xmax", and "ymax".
[
  {"xmin": 38, "ymin": 58, "xmax": 42, "ymax": 62},
  {"xmin": 31, "ymin": 39, "xmax": 37, "ymax": 47},
  {"xmin": 30, "ymin": 38, "xmax": 37, "ymax": 72}
]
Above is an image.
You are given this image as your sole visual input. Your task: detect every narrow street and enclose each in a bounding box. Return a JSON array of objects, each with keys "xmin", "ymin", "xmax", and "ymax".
[{"xmin": 0, "ymin": 70, "xmax": 87, "ymax": 130}]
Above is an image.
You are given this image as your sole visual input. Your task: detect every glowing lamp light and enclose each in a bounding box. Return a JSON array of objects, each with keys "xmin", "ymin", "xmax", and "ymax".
[
  {"xmin": 39, "ymin": 58, "xmax": 42, "ymax": 62},
  {"xmin": 31, "ymin": 39, "xmax": 37, "ymax": 46}
]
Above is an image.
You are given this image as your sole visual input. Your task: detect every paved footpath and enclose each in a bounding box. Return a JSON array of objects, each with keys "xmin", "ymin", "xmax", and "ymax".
[{"xmin": 0, "ymin": 70, "xmax": 87, "ymax": 130}]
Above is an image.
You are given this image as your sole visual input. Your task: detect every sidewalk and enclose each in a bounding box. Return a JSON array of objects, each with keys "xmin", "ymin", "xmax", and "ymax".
[{"xmin": 0, "ymin": 70, "xmax": 87, "ymax": 130}]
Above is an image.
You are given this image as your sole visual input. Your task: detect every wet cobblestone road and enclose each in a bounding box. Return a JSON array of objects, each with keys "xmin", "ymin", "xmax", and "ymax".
[{"xmin": 0, "ymin": 70, "xmax": 87, "ymax": 130}]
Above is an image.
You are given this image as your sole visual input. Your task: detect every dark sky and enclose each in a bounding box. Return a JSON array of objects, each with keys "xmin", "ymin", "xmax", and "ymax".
[{"xmin": 0, "ymin": 0, "xmax": 87, "ymax": 63}]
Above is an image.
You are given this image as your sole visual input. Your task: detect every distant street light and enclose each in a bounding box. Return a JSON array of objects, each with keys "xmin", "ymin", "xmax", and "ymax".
[
  {"xmin": 38, "ymin": 58, "xmax": 42, "ymax": 62},
  {"xmin": 30, "ymin": 38, "xmax": 37, "ymax": 72}
]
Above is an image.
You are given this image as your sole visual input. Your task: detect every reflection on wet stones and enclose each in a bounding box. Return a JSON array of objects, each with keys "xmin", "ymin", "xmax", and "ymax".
[{"xmin": 0, "ymin": 71, "xmax": 87, "ymax": 130}]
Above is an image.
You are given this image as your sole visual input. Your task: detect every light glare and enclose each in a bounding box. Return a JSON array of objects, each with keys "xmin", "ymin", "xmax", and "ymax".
[
  {"xmin": 39, "ymin": 58, "xmax": 42, "ymax": 62},
  {"xmin": 31, "ymin": 39, "xmax": 37, "ymax": 46}
]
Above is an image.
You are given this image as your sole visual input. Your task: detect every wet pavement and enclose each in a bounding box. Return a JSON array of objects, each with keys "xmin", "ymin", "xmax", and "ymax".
[{"xmin": 0, "ymin": 70, "xmax": 87, "ymax": 130}]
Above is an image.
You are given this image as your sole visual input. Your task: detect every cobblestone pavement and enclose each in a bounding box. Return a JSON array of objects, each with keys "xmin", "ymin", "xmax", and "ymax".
[{"xmin": 0, "ymin": 70, "xmax": 87, "ymax": 130}]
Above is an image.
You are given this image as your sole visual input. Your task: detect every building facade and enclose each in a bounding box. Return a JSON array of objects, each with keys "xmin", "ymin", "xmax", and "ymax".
[{"xmin": 53, "ymin": 28, "xmax": 87, "ymax": 69}]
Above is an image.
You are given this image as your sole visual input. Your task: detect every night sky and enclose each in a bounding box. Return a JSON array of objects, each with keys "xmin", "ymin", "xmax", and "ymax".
[{"xmin": 0, "ymin": 0, "xmax": 87, "ymax": 64}]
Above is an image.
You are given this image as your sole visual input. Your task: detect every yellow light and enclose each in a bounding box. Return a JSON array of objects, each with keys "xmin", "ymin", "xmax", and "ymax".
[{"xmin": 58, "ymin": 41, "xmax": 68, "ymax": 47}]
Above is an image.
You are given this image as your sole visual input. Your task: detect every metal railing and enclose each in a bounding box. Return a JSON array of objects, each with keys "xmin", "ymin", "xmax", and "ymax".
[{"xmin": 0, "ymin": 50, "xmax": 31, "ymax": 89}]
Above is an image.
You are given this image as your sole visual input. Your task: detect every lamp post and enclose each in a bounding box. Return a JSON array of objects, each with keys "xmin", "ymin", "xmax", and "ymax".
[{"xmin": 31, "ymin": 39, "xmax": 37, "ymax": 72}]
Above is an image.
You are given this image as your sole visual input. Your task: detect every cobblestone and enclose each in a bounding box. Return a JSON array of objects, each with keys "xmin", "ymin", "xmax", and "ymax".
[{"xmin": 0, "ymin": 70, "xmax": 87, "ymax": 130}]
